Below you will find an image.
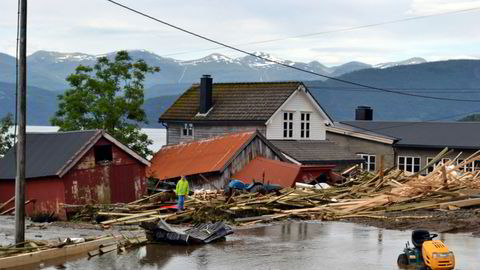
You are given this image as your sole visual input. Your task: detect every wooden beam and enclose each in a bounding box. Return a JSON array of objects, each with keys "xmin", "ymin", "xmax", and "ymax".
[
  {"xmin": 1, "ymin": 199, "xmax": 33, "ymax": 215},
  {"xmin": 0, "ymin": 196, "xmax": 14, "ymax": 211},
  {"xmin": 0, "ymin": 237, "xmax": 115, "ymax": 269}
]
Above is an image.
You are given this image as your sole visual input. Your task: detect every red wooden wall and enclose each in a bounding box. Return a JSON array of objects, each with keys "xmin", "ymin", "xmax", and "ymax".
[{"xmin": 0, "ymin": 138, "xmax": 147, "ymax": 220}]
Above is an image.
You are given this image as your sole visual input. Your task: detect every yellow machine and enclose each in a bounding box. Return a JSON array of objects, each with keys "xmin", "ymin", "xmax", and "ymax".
[
  {"xmin": 397, "ymin": 230, "xmax": 455, "ymax": 270},
  {"xmin": 422, "ymin": 239, "xmax": 455, "ymax": 269}
]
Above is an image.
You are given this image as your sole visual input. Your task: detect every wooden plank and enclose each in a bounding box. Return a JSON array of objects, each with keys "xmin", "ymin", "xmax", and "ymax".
[
  {"xmin": 88, "ymin": 249, "xmax": 101, "ymax": 257},
  {"xmin": 101, "ymin": 210, "xmax": 159, "ymax": 225},
  {"xmin": 99, "ymin": 244, "xmax": 117, "ymax": 254},
  {"xmin": 0, "ymin": 196, "xmax": 14, "ymax": 212},
  {"xmin": 0, "ymin": 237, "xmax": 115, "ymax": 269},
  {"xmin": 439, "ymin": 198, "xmax": 480, "ymax": 208},
  {"xmin": 0, "ymin": 199, "xmax": 33, "ymax": 215}
]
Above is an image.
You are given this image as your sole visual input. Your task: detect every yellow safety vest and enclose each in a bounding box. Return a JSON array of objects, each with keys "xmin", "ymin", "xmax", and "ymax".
[{"xmin": 176, "ymin": 178, "xmax": 189, "ymax": 196}]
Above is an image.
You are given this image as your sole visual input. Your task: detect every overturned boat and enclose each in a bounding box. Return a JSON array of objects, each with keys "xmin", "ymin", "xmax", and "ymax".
[{"xmin": 141, "ymin": 219, "xmax": 234, "ymax": 245}]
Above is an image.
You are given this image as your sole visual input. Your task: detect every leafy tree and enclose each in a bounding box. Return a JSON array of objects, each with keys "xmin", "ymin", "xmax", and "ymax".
[
  {"xmin": 0, "ymin": 113, "xmax": 15, "ymax": 156},
  {"xmin": 459, "ymin": 114, "xmax": 480, "ymax": 122},
  {"xmin": 51, "ymin": 51, "xmax": 159, "ymax": 158}
]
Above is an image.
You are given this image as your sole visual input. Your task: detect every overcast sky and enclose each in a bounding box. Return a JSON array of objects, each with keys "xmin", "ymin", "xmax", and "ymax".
[{"xmin": 1, "ymin": 0, "xmax": 479, "ymax": 66}]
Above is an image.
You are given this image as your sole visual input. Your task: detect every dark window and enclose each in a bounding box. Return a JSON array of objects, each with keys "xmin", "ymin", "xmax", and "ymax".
[
  {"xmin": 283, "ymin": 112, "xmax": 294, "ymax": 138},
  {"xmin": 182, "ymin": 123, "xmax": 194, "ymax": 137},
  {"xmin": 94, "ymin": 145, "xmax": 113, "ymax": 164},
  {"xmin": 359, "ymin": 154, "xmax": 376, "ymax": 172},
  {"xmin": 398, "ymin": 156, "xmax": 421, "ymax": 173},
  {"xmin": 300, "ymin": 112, "xmax": 311, "ymax": 138}
]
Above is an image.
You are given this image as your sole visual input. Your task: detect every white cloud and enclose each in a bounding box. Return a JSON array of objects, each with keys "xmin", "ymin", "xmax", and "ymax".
[
  {"xmin": 408, "ymin": 0, "xmax": 480, "ymax": 15},
  {"xmin": 0, "ymin": 0, "xmax": 478, "ymax": 65}
]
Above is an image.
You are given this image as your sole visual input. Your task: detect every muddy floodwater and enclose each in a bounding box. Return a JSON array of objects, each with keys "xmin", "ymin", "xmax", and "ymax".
[{"xmin": 24, "ymin": 222, "xmax": 480, "ymax": 270}]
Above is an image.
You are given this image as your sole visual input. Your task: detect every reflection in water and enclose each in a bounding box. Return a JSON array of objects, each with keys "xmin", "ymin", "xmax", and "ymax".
[
  {"xmin": 39, "ymin": 222, "xmax": 480, "ymax": 270},
  {"xmin": 140, "ymin": 244, "xmax": 200, "ymax": 268}
]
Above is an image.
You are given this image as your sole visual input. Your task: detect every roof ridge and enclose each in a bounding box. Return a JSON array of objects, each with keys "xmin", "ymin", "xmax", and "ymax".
[
  {"xmin": 27, "ymin": 129, "xmax": 101, "ymax": 135},
  {"xmin": 190, "ymin": 81, "xmax": 302, "ymax": 86},
  {"xmin": 161, "ymin": 130, "xmax": 257, "ymax": 149}
]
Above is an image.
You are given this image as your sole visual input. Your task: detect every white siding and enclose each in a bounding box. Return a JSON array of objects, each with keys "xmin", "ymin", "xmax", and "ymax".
[{"xmin": 266, "ymin": 91, "xmax": 328, "ymax": 140}]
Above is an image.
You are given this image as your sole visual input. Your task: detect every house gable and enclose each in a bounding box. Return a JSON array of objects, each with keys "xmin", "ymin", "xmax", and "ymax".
[{"xmin": 266, "ymin": 85, "xmax": 332, "ymax": 140}]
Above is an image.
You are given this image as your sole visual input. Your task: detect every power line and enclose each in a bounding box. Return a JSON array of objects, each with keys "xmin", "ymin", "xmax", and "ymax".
[
  {"xmin": 106, "ymin": 0, "xmax": 480, "ymax": 103},
  {"xmin": 307, "ymin": 86, "xmax": 480, "ymax": 94},
  {"xmin": 159, "ymin": 6, "xmax": 480, "ymax": 57}
]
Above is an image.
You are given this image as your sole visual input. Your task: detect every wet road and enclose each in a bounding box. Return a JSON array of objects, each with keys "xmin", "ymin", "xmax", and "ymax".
[{"xmin": 34, "ymin": 222, "xmax": 480, "ymax": 269}]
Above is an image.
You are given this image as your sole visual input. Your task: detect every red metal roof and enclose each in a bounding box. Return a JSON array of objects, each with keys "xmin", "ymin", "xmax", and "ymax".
[
  {"xmin": 232, "ymin": 157, "xmax": 335, "ymax": 187},
  {"xmin": 148, "ymin": 131, "xmax": 257, "ymax": 180},
  {"xmin": 233, "ymin": 157, "xmax": 301, "ymax": 187}
]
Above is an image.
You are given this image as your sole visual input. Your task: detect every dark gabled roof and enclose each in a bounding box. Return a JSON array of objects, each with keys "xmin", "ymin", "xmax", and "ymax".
[
  {"xmin": 341, "ymin": 121, "xmax": 480, "ymax": 149},
  {"xmin": 159, "ymin": 82, "xmax": 302, "ymax": 122},
  {"xmin": 0, "ymin": 130, "xmax": 150, "ymax": 180},
  {"xmin": 269, "ymin": 140, "xmax": 364, "ymax": 165}
]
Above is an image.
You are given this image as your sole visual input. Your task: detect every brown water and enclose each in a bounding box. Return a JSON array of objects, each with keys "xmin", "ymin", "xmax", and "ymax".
[{"xmin": 26, "ymin": 222, "xmax": 480, "ymax": 269}]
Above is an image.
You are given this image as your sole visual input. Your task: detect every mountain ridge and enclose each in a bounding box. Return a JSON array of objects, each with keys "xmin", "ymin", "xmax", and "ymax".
[{"xmin": 0, "ymin": 50, "xmax": 440, "ymax": 91}]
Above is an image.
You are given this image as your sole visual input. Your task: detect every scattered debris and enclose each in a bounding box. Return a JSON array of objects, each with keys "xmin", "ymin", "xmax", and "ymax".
[
  {"xmin": 140, "ymin": 219, "xmax": 233, "ymax": 245},
  {"xmin": 0, "ymin": 234, "xmax": 146, "ymax": 268},
  {"xmin": 86, "ymin": 149, "xmax": 480, "ymax": 227}
]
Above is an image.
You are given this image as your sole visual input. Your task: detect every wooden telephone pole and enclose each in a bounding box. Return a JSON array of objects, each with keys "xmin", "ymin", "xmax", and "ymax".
[{"xmin": 15, "ymin": 0, "xmax": 27, "ymax": 244}]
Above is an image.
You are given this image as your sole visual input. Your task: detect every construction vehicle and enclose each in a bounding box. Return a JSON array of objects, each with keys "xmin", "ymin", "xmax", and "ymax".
[{"xmin": 397, "ymin": 229, "xmax": 455, "ymax": 270}]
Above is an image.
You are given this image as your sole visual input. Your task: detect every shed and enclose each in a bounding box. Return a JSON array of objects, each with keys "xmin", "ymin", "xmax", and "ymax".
[
  {"xmin": 148, "ymin": 130, "xmax": 286, "ymax": 190},
  {"xmin": 232, "ymin": 157, "xmax": 336, "ymax": 187},
  {"xmin": 0, "ymin": 130, "xmax": 150, "ymax": 219}
]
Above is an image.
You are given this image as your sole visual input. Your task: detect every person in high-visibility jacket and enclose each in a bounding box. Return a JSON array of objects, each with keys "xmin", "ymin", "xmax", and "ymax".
[{"xmin": 176, "ymin": 176, "xmax": 189, "ymax": 211}]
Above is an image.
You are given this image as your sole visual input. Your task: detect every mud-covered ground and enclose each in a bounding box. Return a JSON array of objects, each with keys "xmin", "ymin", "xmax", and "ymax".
[
  {"xmin": 342, "ymin": 208, "xmax": 480, "ymax": 237},
  {"xmin": 1, "ymin": 208, "xmax": 479, "ymax": 246},
  {"xmin": 0, "ymin": 216, "xmax": 144, "ymax": 246}
]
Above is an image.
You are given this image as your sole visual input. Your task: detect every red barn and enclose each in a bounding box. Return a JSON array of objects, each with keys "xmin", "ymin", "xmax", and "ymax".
[{"xmin": 0, "ymin": 130, "xmax": 150, "ymax": 220}]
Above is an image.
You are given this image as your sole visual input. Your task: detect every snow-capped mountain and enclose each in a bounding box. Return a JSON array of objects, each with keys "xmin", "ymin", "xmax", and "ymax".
[
  {"xmin": 0, "ymin": 49, "xmax": 433, "ymax": 94},
  {"xmin": 181, "ymin": 53, "xmax": 239, "ymax": 65},
  {"xmin": 27, "ymin": 50, "xmax": 97, "ymax": 64},
  {"xmin": 374, "ymin": 57, "xmax": 427, "ymax": 69}
]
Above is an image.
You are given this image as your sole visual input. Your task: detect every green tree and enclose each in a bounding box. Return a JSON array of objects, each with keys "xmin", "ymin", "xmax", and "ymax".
[
  {"xmin": 51, "ymin": 51, "xmax": 159, "ymax": 158},
  {"xmin": 459, "ymin": 114, "xmax": 480, "ymax": 122},
  {"xmin": 0, "ymin": 113, "xmax": 14, "ymax": 156}
]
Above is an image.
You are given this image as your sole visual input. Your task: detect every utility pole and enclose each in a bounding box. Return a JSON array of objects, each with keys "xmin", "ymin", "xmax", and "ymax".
[{"xmin": 15, "ymin": 0, "xmax": 27, "ymax": 245}]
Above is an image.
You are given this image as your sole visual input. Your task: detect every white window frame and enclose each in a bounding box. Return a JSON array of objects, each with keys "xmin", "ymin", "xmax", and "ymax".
[
  {"xmin": 456, "ymin": 159, "xmax": 474, "ymax": 172},
  {"xmin": 181, "ymin": 123, "xmax": 194, "ymax": 138},
  {"xmin": 426, "ymin": 157, "xmax": 435, "ymax": 174},
  {"xmin": 283, "ymin": 111, "xmax": 294, "ymax": 138},
  {"xmin": 398, "ymin": 156, "xmax": 421, "ymax": 174},
  {"xmin": 300, "ymin": 112, "xmax": 311, "ymax": 139},
  {"xmin": 359, "ymin": 154, "xmax": 376, "ymax": 172}
]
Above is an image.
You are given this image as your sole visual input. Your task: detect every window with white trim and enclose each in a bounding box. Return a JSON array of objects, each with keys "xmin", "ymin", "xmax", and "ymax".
[
  {"xmin": 426, "ymin": 157, "xmax": 436, "ymax": 174},
  {"xmin": 398, "ymin": 156, "xmax": 421, "ymax": 173},
  {"xmin": 359, "ymin": 154, "xmax": 376, "ymax": 172},
  {"xmin": 300, "ymin": 112, "xmax": 310, "ymax": 138},
  {"xmin": 427, "ymin": 157, "xmax": 459, "ymax": 174},
  {"xmin": 182, "ymin": 123, "xmax": 194, "ymax": 137},
  {"xmin": 441, "ymin": 158, "xmax": 451, "ymax": 165},
  {"xmin": 474, "ymin": 161, "xmax": 480, "ymax": 171},
  {"xmin": 283, "ymin": 112, "xmax": 293, "ymax": 138},
  {"xmin": 457, "ymin": 159, "xmax": 474, "ymax": 172}
]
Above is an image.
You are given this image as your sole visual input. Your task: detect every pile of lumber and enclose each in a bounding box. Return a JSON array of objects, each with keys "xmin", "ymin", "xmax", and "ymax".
[{"xmin": 71, "ymin": 149, "xmax": 480, "ymax": 226}]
